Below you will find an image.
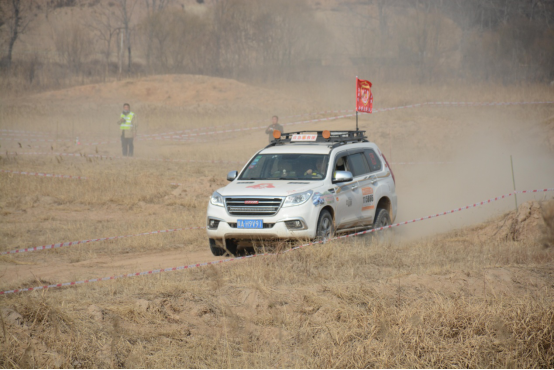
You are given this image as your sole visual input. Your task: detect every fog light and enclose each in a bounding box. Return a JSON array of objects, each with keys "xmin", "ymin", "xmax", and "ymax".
[
  {"xmin": 208, "ymin": 219, "xmax": 220, "ymax": 230},
  {"xmin": 285, "ymin": 220, "xmax": 304, "ymax": 230}
]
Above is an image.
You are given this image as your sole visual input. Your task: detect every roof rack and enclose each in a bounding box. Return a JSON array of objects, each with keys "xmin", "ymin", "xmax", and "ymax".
[{"xmin": 267, "ymin": 130, "xmax": 369, "ymax": 148}]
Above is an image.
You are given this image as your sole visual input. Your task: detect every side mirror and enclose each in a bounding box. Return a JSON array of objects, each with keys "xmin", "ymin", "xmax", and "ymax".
[
  {"xmin": 227, "ymin": 170, "xmax": 238, "ymax": 182},
  {"xmin": 333, "ymin": 171, "xmax": 353, "ymax": 183}
]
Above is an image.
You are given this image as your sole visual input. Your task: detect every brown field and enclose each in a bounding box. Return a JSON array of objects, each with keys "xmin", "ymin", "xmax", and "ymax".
[{"xmin": 1, "ymin": 77, "xmax": 554, "ymax": 368}]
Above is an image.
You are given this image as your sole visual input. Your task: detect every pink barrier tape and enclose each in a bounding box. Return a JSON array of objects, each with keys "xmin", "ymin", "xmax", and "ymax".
[
  {"xmin": 0, "ymin": 226, "xmax": 206, "ymax": 256},
  {"xmin": 74, "ymin": 137, "xmax": 206, "ymax": 146},
  {"xmin": 7, "ymin": 151, "xmax": 244, "ymax": 165},
  {"xmin": 391, "ymin": 161, "xmax": 460, "ymax": 165},
  {"xmin": 138, "ymin": 109, "xmax": 355, "ymax": 138},
  {"xmin": 0, "ymin": 256, "xmax": 253, "ymax": 295},
  {"xmin": 0, "ymin": 169, "xmax": 87, "ymax": 180},
  {"xmin": 372, "ymin": 101, "xmax": 554, "ymax": 113},
  {"xmin": 136, "ymin": 100, "xmax": 554, "ymax": 139},
  {"xmin": 0, "ymin": 137, "xmax": 73, "ymax": 143},
  {"xmin": 287, "ymin": 188, "xmax": 554, "ymax": 249},
  {"xmin": 3, "ymin": 101, "xmax": 552, "ymax": 145},
  {"xmin": 0, "ymin": 129, "xmax": 53, "ymax": 136},
  {"xmin": 2, "ymin": 187, "xmax": 553, "ymax": 296},
  {"xmin": 5, "ymin": 101, "xmax": 550, "ymax": 146},
  {"xmin": 154, "ymin": 113, "xmax": 358, "ymax": 140},
  {"xmin": 0, "ymin": 132, "xmax": 53, "ymax": 139},
  {"xmin": 135, "ymin": 136, "xmax": 207, "ymax": 143}
]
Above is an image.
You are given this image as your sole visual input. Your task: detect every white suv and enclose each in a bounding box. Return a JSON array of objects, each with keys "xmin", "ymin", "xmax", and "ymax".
[{"xmin": 206, "ymin": 130, "xmax": 397, "ymax": 255}]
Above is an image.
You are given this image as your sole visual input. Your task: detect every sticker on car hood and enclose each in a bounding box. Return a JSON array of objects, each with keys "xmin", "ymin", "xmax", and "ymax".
[{"xmin": 246, "ymin": 183, "xmax": 275, "ymax": 189}]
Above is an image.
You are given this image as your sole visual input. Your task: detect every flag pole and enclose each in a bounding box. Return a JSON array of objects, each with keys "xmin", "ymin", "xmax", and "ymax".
[{"xmin": 355, "ymin": 76, "xmax": 358, "ymax": 131}]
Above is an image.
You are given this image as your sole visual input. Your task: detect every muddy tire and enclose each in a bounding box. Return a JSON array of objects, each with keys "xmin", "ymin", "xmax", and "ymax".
[
  {"xmin": 372, "ymin": 208, "xmax": 392, "ymax": 242},
  {"xmin": 316, "ymin": 210, "xmax": 335, "ymax": 241},
  {"xmin": 209, "ymin": 238, "xmax": 225, "ymax": 256},
  {"xmin": 373, "ymin": 208, "xmax": 391, "ymax": 229},
  {"xmin": 209, "ymin": 238, "xmax": 238, "ymax": 256}
]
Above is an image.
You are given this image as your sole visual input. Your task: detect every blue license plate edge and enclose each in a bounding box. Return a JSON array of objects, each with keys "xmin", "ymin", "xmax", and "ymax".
[{"xmin": 237, "ymin": 219, "xmax": 263, "ymax": 229}]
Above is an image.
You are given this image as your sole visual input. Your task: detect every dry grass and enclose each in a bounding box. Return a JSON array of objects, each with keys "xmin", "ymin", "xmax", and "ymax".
[
  {"xmin": 542, "ymin": 202, "xmax": 554, "ymax": 248},
  {"xmin": 0, "ymin": 236, "xmax": 553, "ymax": 368},
  {"xmin": 1, "ymin": 79, "xmax": 554, "ymax": 368}
]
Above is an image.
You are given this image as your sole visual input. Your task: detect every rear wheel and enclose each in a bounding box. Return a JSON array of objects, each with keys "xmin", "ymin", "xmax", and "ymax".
[
  {"xmin": 316, "ymin": 210, "xmax": 335, "ymax": 241},
  {"xmin": 372, "ymin": 208, "xmax": 392, "ymax": 242}
]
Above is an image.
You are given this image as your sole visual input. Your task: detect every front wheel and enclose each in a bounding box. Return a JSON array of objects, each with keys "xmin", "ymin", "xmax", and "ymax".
[
  {"xmin": 209, "ymin": 238, "xmax": 238, "ymax": 256},
  {"xmin": 316, "ymin": 210, "xmax": 335, "ymax": 241}
]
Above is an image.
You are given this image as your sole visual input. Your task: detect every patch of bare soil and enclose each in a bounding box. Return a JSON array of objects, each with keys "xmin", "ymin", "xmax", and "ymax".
[
  {"xmin": 0, "ymin": 249, "xmax": 220, "ymax": 290},
  {"xmin": 467, "ymin": 200, "xmax": 548, "ymax": 243}
]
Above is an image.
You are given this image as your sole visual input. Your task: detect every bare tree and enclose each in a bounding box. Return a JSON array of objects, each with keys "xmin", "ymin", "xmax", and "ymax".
[
  {"xmin": 143, "ymin": 0, "xmax": 173, "ymax": 71},
  {"xmin": 89, "ymin": 8, "xmax": 119, "ymax": 80},
  {"xmin": 54, "ymin": 22, "xmax": 94, "ymax": 75},
  {"xmin": 2, "ymin": 0, "xmax": 34, "ymax": 68},
  {"xmin": 114, "ymin": 0, "xmax": 137, "ymax": 73}
]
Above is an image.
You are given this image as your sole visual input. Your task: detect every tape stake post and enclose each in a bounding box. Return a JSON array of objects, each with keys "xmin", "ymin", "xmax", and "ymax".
[{"xmin": 510, "ymin": 155, "xmax": 518, "ymax": 210}]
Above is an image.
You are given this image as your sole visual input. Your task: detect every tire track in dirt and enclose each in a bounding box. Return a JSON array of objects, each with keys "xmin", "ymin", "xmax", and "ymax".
[{"xmin": 0, "ymin": 249, "xmax": 220, "ymax": 290}]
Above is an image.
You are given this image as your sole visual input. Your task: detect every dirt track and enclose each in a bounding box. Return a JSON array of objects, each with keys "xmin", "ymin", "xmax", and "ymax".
[
  {"xmin": 1, "ymin": 248, "xmax": 221, "ymax": 288},
  {"xmin": 1, "ymin": 76, "xmax": 554, "ymax": 290}
]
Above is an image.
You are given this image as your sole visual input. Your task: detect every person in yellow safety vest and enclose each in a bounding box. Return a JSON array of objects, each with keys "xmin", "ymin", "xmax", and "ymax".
[{"xmin": 117, "ymin": 103, "xmax": 137, "ymax": 156}]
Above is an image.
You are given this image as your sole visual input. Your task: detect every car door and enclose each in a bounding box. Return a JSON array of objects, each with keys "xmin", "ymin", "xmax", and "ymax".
[
  {"xmin": 332, "ymin": 152, "xmax": 361, "ymax": 229},
  {"xmin": 363, "ymin": 147, "xmax": 394, "ymax": 223},
  {"xmin": 345, "ymin": 151, "xmax": 373, "ymax": 227}
]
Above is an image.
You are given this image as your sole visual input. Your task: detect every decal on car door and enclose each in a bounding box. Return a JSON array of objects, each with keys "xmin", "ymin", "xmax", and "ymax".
[{"xmin": 361, "ymin": 186, "xmax": 374, "ymax": 211}]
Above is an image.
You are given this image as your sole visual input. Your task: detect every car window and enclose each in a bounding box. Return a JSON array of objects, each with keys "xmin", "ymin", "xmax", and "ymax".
[
  {"xmin": 347, "ymin": 152, "xmax": 371, "ymax": 177},
  {"xmin": 240, "ymin": 154, "xmax": 329, "ymax": 180},
  {"xmin": 334, "ymin": 155, "xmax": 349, "ymax": 173},
  {"xmin": 364, "ymin": 149, "xmax": 382, "ymax": 172}
]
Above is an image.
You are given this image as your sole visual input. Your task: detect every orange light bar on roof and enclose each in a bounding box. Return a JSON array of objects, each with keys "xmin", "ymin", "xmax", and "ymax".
[
  {"xmin": 273, "ymin": 130, "xmax": 281, "ymax": 139},
  {"xmin": 322, "ymin": 130, "xmax": 331, "ymax": 139}
]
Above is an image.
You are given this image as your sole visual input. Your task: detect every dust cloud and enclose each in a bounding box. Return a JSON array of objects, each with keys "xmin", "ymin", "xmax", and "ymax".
[{"xmin": 390, "ymin": 106, "xmax": 554, "ymax": 240}]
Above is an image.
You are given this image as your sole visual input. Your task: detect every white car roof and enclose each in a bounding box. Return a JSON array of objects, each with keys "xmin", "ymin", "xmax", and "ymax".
[{"xmin": 260, "ymin": 142, "xmax": 375, "ymax": 155}]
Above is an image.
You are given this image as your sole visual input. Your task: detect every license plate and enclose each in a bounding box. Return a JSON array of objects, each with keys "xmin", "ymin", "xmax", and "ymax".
[{"xmin": 237, "ymin": 219, "xmax": 263, "ymax": 229}]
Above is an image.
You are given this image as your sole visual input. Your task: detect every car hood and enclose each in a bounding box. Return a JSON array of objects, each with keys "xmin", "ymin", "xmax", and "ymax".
[{"xmin": 218, "ymin": 180, "xmax": 320, "ymax": 197}]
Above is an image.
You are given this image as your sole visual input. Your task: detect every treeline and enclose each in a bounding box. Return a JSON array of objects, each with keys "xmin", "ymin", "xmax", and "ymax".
[
  {"xmin": 353, "ymin": 0, "xmax": 554, "ymax": 84},
  {"xmin": 1, "ymin": 0, "xmax": 553, "ymax": 93}
]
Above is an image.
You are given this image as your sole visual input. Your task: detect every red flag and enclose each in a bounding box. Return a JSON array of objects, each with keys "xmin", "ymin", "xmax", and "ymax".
[{"xmin": 356, "ymin": 77, "xmax": 373, "ymax": 113}]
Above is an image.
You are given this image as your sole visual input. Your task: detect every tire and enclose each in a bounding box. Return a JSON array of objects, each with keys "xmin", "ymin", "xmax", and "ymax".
[
  {"xmin": 373, "ymin": 208, "xmax": 391, "ymax": 229},
  {"xmin": 209, "ymin": 238, "xmax": 225, "ymax": 256},
  {"xmin": 372, "ymin": 208, "xmax": 392, "ymax": 242},
  {"xmin": 316, "ymin": 210, "xmax": 335, "ymax": 241},
  {"xmin": 209, "ymin": 238, "xmax": 238, "ymax": 256}
]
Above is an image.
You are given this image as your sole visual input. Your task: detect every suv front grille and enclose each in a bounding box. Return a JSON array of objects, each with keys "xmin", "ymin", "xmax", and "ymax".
[{"xmin": 225, "ymin": 197, "xmax": 284, "ymax": 216}]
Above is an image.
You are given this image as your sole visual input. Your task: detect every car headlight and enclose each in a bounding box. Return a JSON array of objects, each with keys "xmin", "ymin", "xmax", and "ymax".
[
  {"xmin": 283, "ymin": 190, "xmax": 313, "ymax": 207},
  {"xmin": 210, "ymin": 192, "xmax": 224, "ymax": 207}
]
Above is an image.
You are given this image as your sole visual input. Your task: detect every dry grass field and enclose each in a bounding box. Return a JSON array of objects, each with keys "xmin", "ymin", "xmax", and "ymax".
[{"xmin": 1, "ymin": 76, "xmax": 554, "ymax": 368}]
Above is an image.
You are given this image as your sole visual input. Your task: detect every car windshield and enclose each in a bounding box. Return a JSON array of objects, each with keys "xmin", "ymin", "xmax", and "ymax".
[{"xmin": 239, "ymin": 154, "xmax": 330, "ymax": 181}]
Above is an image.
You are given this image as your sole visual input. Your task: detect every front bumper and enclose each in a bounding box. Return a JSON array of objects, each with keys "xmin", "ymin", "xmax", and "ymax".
[{"xmin": 206, "ymin": 200, "xmax": 321, "ymax": 240}]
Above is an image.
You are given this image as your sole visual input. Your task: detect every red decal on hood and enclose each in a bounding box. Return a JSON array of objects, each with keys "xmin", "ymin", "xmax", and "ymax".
[{"xmin": 246, "ymin": 183, "xmax": 275, "ymax": 189}]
